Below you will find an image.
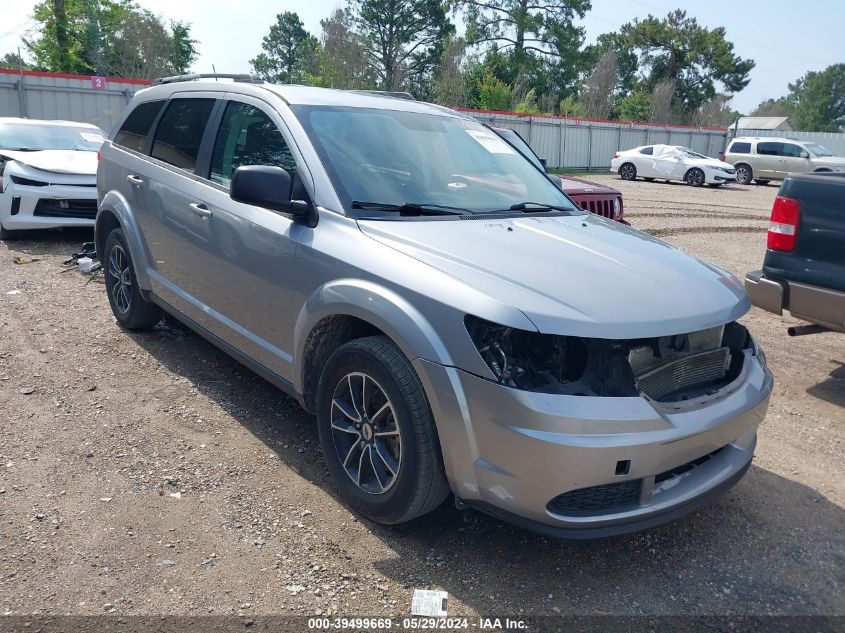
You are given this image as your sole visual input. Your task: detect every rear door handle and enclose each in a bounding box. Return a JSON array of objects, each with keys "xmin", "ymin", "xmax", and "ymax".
[
  {"xmin": 126, "ymin": 174, "xmax": 143, "ymax": 185},
  {"xmin": 190, "ymin": 202, "xmax": 212, "ymax": 219}
]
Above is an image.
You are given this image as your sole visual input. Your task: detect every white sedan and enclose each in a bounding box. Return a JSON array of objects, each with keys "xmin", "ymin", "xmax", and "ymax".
[
  {"xmin": 0, "ymin": 117, "xmax": 105, "ymax": 239},
  {"xmin": 610, "ymin": 144, "xmax": 737, "ymax": 187}
]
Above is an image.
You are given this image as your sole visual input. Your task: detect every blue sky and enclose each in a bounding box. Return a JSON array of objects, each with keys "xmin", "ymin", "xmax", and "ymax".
[{"xmin": 1, "ymin": 0, "xmax": 841, "ymax": 113}]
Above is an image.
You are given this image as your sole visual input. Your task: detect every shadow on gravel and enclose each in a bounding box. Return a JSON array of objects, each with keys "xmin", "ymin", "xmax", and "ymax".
[
  {"xmin": 807, "ymin": 360, "xmax": 845, "ymax": 409},
  {"xmin": 1, "ymin": 227, "xmax": 94, "ymax": 256},
  {"xmin": 128, "ymin": 319, "xmax": 845, "ymax": 616}
]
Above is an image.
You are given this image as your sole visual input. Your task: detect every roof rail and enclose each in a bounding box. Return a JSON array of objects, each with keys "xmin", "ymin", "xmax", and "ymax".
[
  {"xmin": 347, "ymin": 90, "xmax": 416, "ymax": 101},
  {"xmin": 153, "ymin": 73, "xmax": 264, "ymax": 85}
]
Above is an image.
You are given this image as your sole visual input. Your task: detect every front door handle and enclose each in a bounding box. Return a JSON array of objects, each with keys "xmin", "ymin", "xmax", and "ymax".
[
  {"xmin": 126, "ymin": 174, "xmax": 143, "ymax": 185},
  {"xmin": 190, "ymin": 202, "xmax": 212, "ymax": 219}
]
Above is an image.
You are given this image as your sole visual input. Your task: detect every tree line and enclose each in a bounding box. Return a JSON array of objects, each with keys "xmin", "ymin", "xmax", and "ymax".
[{"xmin": 3, "ymin": 1, "xmax": 843, "ymax": 131}]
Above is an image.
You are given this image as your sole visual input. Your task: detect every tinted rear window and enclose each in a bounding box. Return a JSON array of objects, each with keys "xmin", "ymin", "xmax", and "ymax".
[
  {"xmin": 729, "ymin": 141, "xmax": 750, "ymax": 154},
  {"xmin": 639, "ymin": 146, "xmax": 654, "ymax": 155},
  {"xmin": 114, "ymin": 101, "xmax": 164, "ymax": 152},
  {"xmin": 151, "ymin": 99, "xmax": 216, "ymax": 171},
  {"xmin": 757, "ymin": 142, "xmax": 782, "ymax": 156}
]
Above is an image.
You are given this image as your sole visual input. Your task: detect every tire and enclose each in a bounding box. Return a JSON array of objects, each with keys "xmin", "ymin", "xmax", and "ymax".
[
  {"xmin": 0, "ymin": 223, "xmax": 23, "ymax": 240},
  {"xmin": 754, "ymin": 179, "xmax": 770, "ymax": 185},
  {"xmin": 316, "ymin": 336, "xmax": 450, "ymax": 524},
  {"xmin": 103, "ymin": 227, "xmax": 162, "ymax": 330},
  {"xmin": 619, "ymin": 163, "xmax": 637, "ymax": 181},
  {"xmin": 735, "ymin": 164, "xmax": 752, "ymax": 185},
  {"xmin": 685, "ymin": 168, "xmax": 705, "ymax": 187}
]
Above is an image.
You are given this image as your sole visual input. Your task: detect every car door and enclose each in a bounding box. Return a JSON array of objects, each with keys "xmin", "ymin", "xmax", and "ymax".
[
  {"xmin": 181, "ymin": 96, "xmax": 313, "ymax": 381},
  {"xmin": 754, "ymin": 141, "xmax": 782, "ymax": 178},
  {"xmin": 636, "ymin": 146, "xmax": 655, "ymax": 177},
  {"xmin": 780, "ymin": 142, "xmax": 811, "ymax": 176},
  {"xmin": 132, "ymin": 94, "xmax": 219, "ymax": 304}
]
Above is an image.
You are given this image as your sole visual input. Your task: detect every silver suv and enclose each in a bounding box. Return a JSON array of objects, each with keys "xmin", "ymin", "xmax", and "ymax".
[
  {"xmin": 96, "ymin": 74, "xmax": 773, "ymax": 538},
  {"xmin": 725, "ymin": 136, "xmax": 845, "ymax": 185}
]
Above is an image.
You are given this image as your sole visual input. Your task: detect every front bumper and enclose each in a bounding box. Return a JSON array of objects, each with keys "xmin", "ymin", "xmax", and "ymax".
[
  {"xmin": 0, "ymin": 182, "xmax": 97, "ymax": 231},
  {"xmin": 414, "ymin": 348, "xmax": 772, "ymax": 538},
  {"xmin": 707, "ymin": 171, "xmax": 737, "ymax": 184},
  {"xmin": 745, "ymin": 270, "xmax": 845, "ymax": 332}
]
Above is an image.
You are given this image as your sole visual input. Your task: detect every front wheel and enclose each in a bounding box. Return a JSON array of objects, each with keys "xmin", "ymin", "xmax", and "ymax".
[
  {"xmin": 619, "ymin": 163, "xmax": 637, "ymax": 180},
  {"xmin": 103, "ymin": 228, "xmax": 162, "ymax": 330},
  {"xmin": 316, "ymin": 336, "xmax": 450, "ymax": 524},
  {"xmin": 735, "ymin": 164, "xmax": 752, "ymax": 185},
  {"xmin": 685, "ymin": 168, "xmax": 705, "ymax": 187}
]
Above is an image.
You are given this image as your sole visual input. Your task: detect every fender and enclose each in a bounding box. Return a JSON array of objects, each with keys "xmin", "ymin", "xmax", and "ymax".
[
  {"xmin": 96, "ymin": 190, "xmax": 154, "ymax": 291},
  {"xmin": 292, "ymin": 278, "xmax": 453, "ymax": 395}
]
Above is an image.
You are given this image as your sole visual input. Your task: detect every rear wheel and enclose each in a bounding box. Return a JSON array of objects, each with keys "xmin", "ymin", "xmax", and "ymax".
[
  {"xmin": 103, "ymin": 228, "xmax": 162, "ymax": 330},
  {"xmin": 619, "ymin": 163, "xmax": 637, "ymax": 180},
  {"xmin": 316, "ymin": 336, "xmax": 450, "ymax": 524},
  {"xmin": 735, "ymin": 164, "xmax": 752, "ymax": 185},
  {"xmin": 685, "ymin": 168, "xmax": 705, "ymax": 187}
]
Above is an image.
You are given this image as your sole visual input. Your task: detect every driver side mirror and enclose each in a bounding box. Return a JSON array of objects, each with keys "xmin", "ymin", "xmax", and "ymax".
[{"xmin": 230, "ymin": 165, "xmax": 315, "ymax": 226}]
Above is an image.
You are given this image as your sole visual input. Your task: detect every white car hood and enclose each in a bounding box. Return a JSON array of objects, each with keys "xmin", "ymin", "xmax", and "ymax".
[
  {"xmin": 0, "ymin": 149, "xmax": 98, "ymax": 176},
  {"xmin": 358, "ymin": 213, "xmax": 750, "ymax": 338}
]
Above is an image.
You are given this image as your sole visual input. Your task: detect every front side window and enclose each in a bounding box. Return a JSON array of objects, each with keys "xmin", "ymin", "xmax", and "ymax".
[
  {"xmin": 210, "ymin": 102, "xmax": 296, "ymax": 187},
  {"xmin": 0, "ymin": 122, "xmax": 105, "ymax": 152},
  {"xmin": 781, "ymin": 143, "xmax": 805, "ymax": 158},
  {"xmin": 292, "ymin": 105, "xmax": 580, "ymax": 217},
  {"xmin": 729, "ymin": 141, "xmax": 750, "ymax": 154},
  {"xmin": 151, "ymin": 98, "xmax": 215, "ymax": 171},
  {"xmin": 756, "ymin": 142, "xmax": 782, "ymax": 156},
  {"xmin": 114, "ymin": 100, "xmax": 164, "ymax": 152},
  {"xmin": 639, "ymin": 146, "xmax": 654, "ymax": 155}
]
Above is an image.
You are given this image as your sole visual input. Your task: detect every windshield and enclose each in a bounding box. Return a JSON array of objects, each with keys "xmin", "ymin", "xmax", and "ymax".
[
  {"xmin": 0, "ymin": 123, "xmax": 106, "ymax": 152},
  {"xmin": 291, "ymin": 105, "xmax": 581, "ymax": 217},
  {"xmin": 805, "ymin": 143, "xmax": 833, "ymax": 157},
  {"xmin": 492, "ymin": 127, "xmax": 545, "ymax": 171},
  {"xmin": 678, "ymin": 147, "xmax": 709, "ymax": 159}
]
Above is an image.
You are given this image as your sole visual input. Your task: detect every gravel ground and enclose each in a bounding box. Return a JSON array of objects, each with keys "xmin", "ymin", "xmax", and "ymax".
[{"xmin": 0, "ymin": 177, "xmax": 843, "ymax": 620}]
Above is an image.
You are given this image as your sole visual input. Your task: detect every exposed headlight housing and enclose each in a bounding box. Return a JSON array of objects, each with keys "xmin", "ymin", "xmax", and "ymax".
[{"xmin": 464, "ymin": 315, "xmax": 754, "ymax": 401}]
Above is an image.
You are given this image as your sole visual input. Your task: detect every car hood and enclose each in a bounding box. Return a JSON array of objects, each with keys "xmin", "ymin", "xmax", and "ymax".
[
  {"xmin": 0, "ymin": 149, "xmax": 98, "ymax": 175},
  {"xmin": 358, "ymin": 214, "xmax": 749, "ymax": 338},
  {"xmin": 687, "ymin": 156, "xmax": 734, "ymax": 169},
  {"xmin": 812, "ymin": 155, "xmax": 845, "ymax": 167},
  {"xmin": 559, "ymin": 175, "xmax": 620, "ymax": 195}
]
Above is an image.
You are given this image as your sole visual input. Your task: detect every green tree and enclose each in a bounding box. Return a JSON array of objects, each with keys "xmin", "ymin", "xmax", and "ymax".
[
  {"xmin": 476, "ymin": 73, "xmax": 512, "ymax": 110},
  {"xmin": 353, "ymin": 0, "xmax": 454, "ymax": 94},
  {"xmin": 251, "ymin": 12, "xmax": 319, "ymax": 84},
  {"xmin": 750, "ymin": 97, "xmax": 793, "ymax": 119},
  {"xmin": 308, "ymin": 8, "xmax": 373, "ymax": 89},
  {"xmin": 788, "ymin": 64, "xmax": 845, "ymax": 132},
  {"xmin": 24, "ymin": 0, "xmax": 197, "ymax": 77},
  {"xmin": 615, "ymin": 91, "xmax": 651, "ymax": 122},
  {"xmin": 0, "ymin": 52, "xmax": 32, "ymax": 70},
  {"xmin": 619, "ymin": 9, "xmax": 754, "ymax": 113}
]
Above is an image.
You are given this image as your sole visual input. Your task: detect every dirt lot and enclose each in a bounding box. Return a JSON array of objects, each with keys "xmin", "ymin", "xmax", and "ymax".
[{"xmin": 0, "ymin": 177, "xmax": 843, "ymax": 621}]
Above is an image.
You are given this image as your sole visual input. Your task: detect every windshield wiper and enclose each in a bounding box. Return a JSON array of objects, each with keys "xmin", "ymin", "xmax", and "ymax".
[
  {"xmin": 351, "ymin": 201, "xmax": 469, "ymax": 216},
  {"xmin": 508, "ymin": 201, "xmax": 576, "ymax": 213}
]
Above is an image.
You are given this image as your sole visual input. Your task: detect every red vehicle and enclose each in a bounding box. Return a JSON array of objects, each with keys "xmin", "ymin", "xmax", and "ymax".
[{"xmin": 491, "ymin": 126, "xmax": 627, "ymax": 224}]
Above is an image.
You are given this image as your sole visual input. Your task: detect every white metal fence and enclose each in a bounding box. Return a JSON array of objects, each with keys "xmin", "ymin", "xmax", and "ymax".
[
  {"xmin": 0, "ymin": 68, "xmax": 149, "ymax": 134},
  {"xmin": 727, "ymin": 127, "xmax": 845, "ymax": 156},
  {"xmin": 457, "ymin": 108, "xmax": 729, "ymax": 169}
]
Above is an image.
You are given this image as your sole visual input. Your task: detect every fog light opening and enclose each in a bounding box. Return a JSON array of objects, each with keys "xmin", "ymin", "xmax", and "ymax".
[{"xmin": 615, "ymin": 460, "xmax": 631, "ymax": 476}]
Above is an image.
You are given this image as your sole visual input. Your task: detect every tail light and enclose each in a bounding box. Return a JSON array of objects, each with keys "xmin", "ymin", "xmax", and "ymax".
[
  {"xmin": 613, "ymin": 152, "xmax": 620, "ymax": 159},
  {"xmin": 97, "ymin": 150, "xmax": 101, "ymax": 161},
  {"xmin": 721, "ymin": 153, "xmax": 726, "ymax": 161},
  {"xmin": 768, "ymin": 196, "xmax": 800, "ymax": 252}
]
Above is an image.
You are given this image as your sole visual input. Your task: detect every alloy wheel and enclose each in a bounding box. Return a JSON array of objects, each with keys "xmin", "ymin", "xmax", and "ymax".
[
  {"xmin": 687, "ymin": 169, "xmax": 704, "ymax": 186},
  {"xmin": 330, "ymin": 372, "xmax": 401, "ymax": 494},
  {"xmin": 620, "ymin": 164, "xmax": 635, "ymax": 180},
  {"xmin": 108, "ymin": 244, "xmax": 132, "ymax": 314},
  {"xmin": 736, "ymin": 166, "xmax": 751, "ymax": 184}
]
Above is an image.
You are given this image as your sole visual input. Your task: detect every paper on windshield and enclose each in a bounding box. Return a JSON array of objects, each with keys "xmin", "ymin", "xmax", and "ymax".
[{"xmin": 465, "ymin": 130, "xmax": 517, "ymax": 154}]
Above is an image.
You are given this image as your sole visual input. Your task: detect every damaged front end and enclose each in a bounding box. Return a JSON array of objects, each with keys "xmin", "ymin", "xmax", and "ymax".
[{"xmin": 464, "ymin": 315, "xmax": 758, "ymax": 403}]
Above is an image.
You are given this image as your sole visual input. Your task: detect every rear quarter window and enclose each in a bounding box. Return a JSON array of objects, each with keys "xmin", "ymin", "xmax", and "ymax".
[
  {"xmin": 729, "ymin": 141, "xmax": 751, "ymax": 154},
  {"xmin": 639, "ymin": 146, "xmax": 654, "ymax": 155},
  {"xmin": 756, "ymin": 142, "xmax": 782, "ymax": 156},
  {"xmin": 113, "ymin": 100, "xmax": 164, "ymax": 152}
]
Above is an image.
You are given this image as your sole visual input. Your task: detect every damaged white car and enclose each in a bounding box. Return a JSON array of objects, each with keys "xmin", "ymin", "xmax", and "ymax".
[
  {"xmin": 611, "ymin": 144, "xmax": 737, "ymax": 187},
  {"xmin": 0, "ymin": 117, "xmax": 105, "ymax": 239}
]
